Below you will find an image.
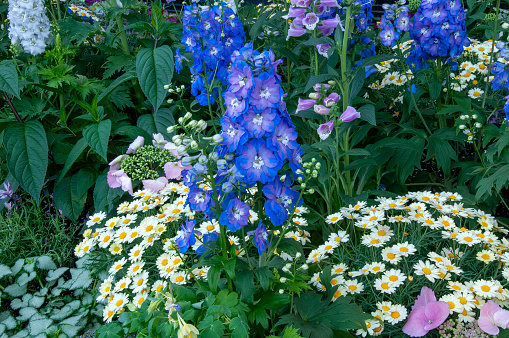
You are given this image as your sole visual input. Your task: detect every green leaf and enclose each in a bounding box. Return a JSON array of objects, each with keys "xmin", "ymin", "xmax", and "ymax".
[
  {"xmin": 136, "ymin": 46, "xmax": 174, "ymax": 112},
  {"xmin": 93, "ymin": 171, "xmax": 125, "ymax": 213},
  {"xmin": 17, "ymin": 271, "xmax": 36, "ymax": 286},
  {"xmin": 254, "ymin": 267, "xmax": 273, "ymax": 291},
  {"xmin": 249, "ymin": 11, "xmax": 271, "ymax": 40},
  {"xmin": 29, "ymin": 316, "xmax": 52, "ymax": 335},
  {"xmin": 256, "ymin": 292, "xmax": 289, "ymax": 310},
  {"xmin": 199, "ymin": 316, "xmax": 225, "ymax": 338},
  {"xmin": 282, "ymin": 326, "xmax": 304, "ymax": 338},
  {"xmin": 426, "ymin": 131, "xmax": 458, "ymax": 174},
  {"xmin": 62, "ymin": 268, "xmax": 93, "ymax": 290},
  {"xmin": 96, "ymin": 322, "xmax": 123, "ymax": 338},
  {"xmin": 349, "ymin": 67, "xmax": 365, "ymax": 102},
  {"xmin": 46, "ymin": 267, "xmax": 69, "ymax": 282},
  {"xmin": 54, "ymin": 169, "xmax": 96, "ymax": 221},
  {"xmin": 55, "ymin": 138, "xmax": 88, "ymax": 186},
  {"xmin": 3, "ymin": 121, "xmax": 48, "ymax": 203},
  {"xmin": 36, "ymin": 256, "xmax": 57, "ymax": 270},
  {"xmin": 82, "ymin": 119, "xmax": 111, "ymax": 162},
  {"xmin": 17, "ymin": 307, "xmax": 37, "ymax": 322},
  {"xmin": 0, "ymin": 60, "xmax": 19, "ymax": 99},
  {"xmin": 208, "ymin": 265, "xmax": 221, "ymax": 293},
  {"xmin": 151, "ymin": 3, "xmax": 163, "ymax": 32},
  {"xmin": 357, "ymin": 104, "xmax": 376, "ymax": 126},
  {"xmin": 229, "ymin": 316, "xmax": 249, "ymax": 338},
  {"xmin": 234, "ymin": 271, "xmax": 256, "ymax": 304},
  {"xmin": 28, "ymin": 296, "xmax": 45, "ymax": 309},
  {"xmin": 137, "ymin": 106, "xmax": 176, "ymax": 139},
  {"xmin": 0, "ymin": 265, "xmax": 12, "ymax": 279},
  {"xmin": 98, "ymin": 70, "xmax": 137, "ymax": 104}
]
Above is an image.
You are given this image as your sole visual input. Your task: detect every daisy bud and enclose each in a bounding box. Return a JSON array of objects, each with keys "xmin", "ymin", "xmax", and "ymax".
[
  {"xmin": 408, "ymin": 276, "xmax": 413, "ymax": 282},
  {"xmin": 279, "ymin": 289, "xmax": 284, "ymax": 294},
  {"xmin": 280, "ymin": 277, "xmax": 288, "ymax": 283},
  {"xmin": 472, "ymin": 114, "xmax": 478, "ymax": 119},
  {"xmin": 459, "ymin": 125, "xmax": 466, "ymax": 129},
  {"xmin": 475, "ymin": 122, "xmax": 482, "ymax": 128},
  {"xmin": 296, "ymin": 252, "xmax": 302, "ymax": 258}
]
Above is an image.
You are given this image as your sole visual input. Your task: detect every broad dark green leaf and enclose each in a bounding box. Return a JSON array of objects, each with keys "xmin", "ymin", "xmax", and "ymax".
[
  {"xmin": 349, "ymin": 67, "xmax": 365, "ymax": 101},
  {"xmin": 0, "ymin": 60, "xmax": 19, "ymax": 98},
  {"xmin": 93, "ymin": 171, "xmax": 125, "ymax": 213},
  {"xmin": 82, "ymin": 119, "xmax": 111, "ymax": 162},
  {"xmin": 249, "ymin": 11, "xmax": 271, "ymax": 40},
  {"xmin": 55, "ymin": 138, "xmax": 88, "ymax": 186},
  {"xmin": 98, "ymin": 70, "xmax": 137, "ymax": 103},
  {"xmin": 357, "ymin": 104, "xmax": 376, "ymax": 125},
  {"xmin": 54, "ymin": 169, "xmax": 96, "ymax": 221},
  {"xmin": 3, "ymin": 121, "xmax": 48, "ymax": 202},
  {"xmin": 254, "ymin": 267, "xmax": 273, "ymax": 291},
  {"xmin": 136, "ymin": 46, "xmax": 174, "ymax": 111},
  {"xmin": 137, "ymin": 106, "xmax": 176, "ymax": 140},
  {"xmin": 230, "ymin": 316, "xmax": 249, "ymax": 338}
]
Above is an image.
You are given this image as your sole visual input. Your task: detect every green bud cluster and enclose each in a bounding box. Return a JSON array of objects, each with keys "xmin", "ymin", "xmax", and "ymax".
[
  {"xmin": 379, "ymin": 44, "xmax": 393, "ymax": 55},
  {"xmin": 121, "ymin": 145, "xmax": 177, "ymax": 181},
  {"xmin": 409, "ymin": 0, "xmax": 421, "ymax": 12},
  {"xmin": 484, "ymin": 13, "xmax": 497, "ymax": 21}
]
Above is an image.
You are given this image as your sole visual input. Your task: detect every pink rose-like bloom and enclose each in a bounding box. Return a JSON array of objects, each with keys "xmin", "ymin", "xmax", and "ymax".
[
  {"xmin": 317, "ymin": 121, "xmax": 334, "ymax": 140},
  {"xmin": 323, "ymin": 93, "xmax": 340, "ymax": 107},
  {"xmin": 340, "ymin": 106, "xmax": 361, "ymax": 122},
  {"xmin": 314, "ymin": 104, "xmax": 330, "ymax": 115},
  {"xmin": 296, "ymin": 98, "xmax": 316, "ymax": 113},
  {"xmin": 126, "ymin": 136, "xmax": 144, "ymax": 154},
  {"xmin": 478, "ymin": 300, "xmax": 509, "ymax": 335},
  {"xmin": 402, "ymin": 287, "xmax": 450, "ymax": 337},
  {"xmin": 316, "ymin": 44, "xmax": 331, "ymax": 58},
  {"xmin": 142, "ymin": 177, "xmax": 168, "ymax": 194}
]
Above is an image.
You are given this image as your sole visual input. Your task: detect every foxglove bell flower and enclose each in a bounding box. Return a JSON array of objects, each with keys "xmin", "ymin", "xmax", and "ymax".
[
  {"xmin": 317, "ymin": 121, "xmax": 335, "ymax": 140},
  {"xmin": 296, "ymin": 98, "xmax": 316, "ymax": 113},
  {"xmin": 302, "ymin": 13, "xmax": 320, "ymax": 30},
  {"xmin": 316, "ymin": 44, "xmax": 331, "ymax": 58},
  {"xmin": 340, "ymin": 106, "xmax": 361, "ymax": 122}
]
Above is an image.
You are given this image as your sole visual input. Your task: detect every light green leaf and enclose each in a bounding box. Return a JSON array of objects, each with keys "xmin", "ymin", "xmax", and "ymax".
[
  {"xmin": 82, "ymin": 119, "xmax": 111, "ymax": 162},
  {"xmin": 60, "ymin": 324, "xmax": 81, "ymax": 337},
  {"xmin": 10, "ymin": 329, "xmax": 28, "ymax": 338},
  {"xmin": 17, "ymin": 307, "xmax": 37, "ymax": 322},
  {"xmin": 11, "ymin": 298, "xmax": 26, "ymax": 310},
  {"xmin": 0, "ymin": 312, "xmax": 17, "ymax": 330},
  {"xmin": 0, "ymin": 60, "xmax": 19, "ymax": 99},
  {"xmin": 37, "ymin": 256, "xmax": 57, "ymax": 270},
  {"xmin": 4, "ymin": 283, "xmax": 27, "ymax": 297},
  {"xmin": 62, "ymin": 269, "xmax": 92, "ymax": 290},
  {"xmin": 17, "ymin": 272, "xmax": 36, "ymax": 286},
  {"xmin": 136, "ymin": 46, "xmax": 174, "ymax": 112},
  {"xmin": 29, "ymin": 316, "xmax": 52, "ymax": 335},
  {"xmin": 0, "ymin": 264, "xmax": 12, "ymax": 279},
  {"xmin": 46, "ymin": 268, "xmax": 69, "ymax": 282},
  {"xmin": 54, "ymin": 169, "xmax": 96, "ymax": 221},
  {"xmin": 3, "ymin": 121, "xmax": 48, "ymax": 203},
  {"xmin": 29, "ymin": 296, "xmax": 45, "ymax": 309},
  {"xmin": 23, "ymin": 261, "xmax": 35, "ymax": 273},
  {"xmin": 0, "ymin": 323, "xmax": 5, "ymax": 335},
  {"xmin": 11, "ymin": 259, "xmax": 24, "ymax": 275}
]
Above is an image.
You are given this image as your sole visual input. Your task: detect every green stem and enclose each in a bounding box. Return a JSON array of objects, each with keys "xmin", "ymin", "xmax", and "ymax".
[
  {"xmin": 482, "ymin": 0, "xmax": 501, "ymax": 109},
  {"xmin": 410, "ymin": 90, "xmax": 432, "ymax": 135}
]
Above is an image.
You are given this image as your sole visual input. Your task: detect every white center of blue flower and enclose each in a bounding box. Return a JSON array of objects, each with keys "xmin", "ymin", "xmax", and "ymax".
[
  {"xmin": 231, "ymin": 98, "xmax": 240, "ymax": 109},
  {"xmin": 432, "ymin": 9, "xmax": 441, "ymax": 17},
  {"xmin": 204, "ymin": 22, "xmax": 211, "ymax": 30},
  {"xmin": 260, "ymin": 87, "xmax": 271, "ymax": 99},
  {"xmin": 421, "ymin": 27, "xmax": 428, "ymax": 35},
  {"xmin": 186, "ymin": 37, "xmax": 193, "ymax": 46},
  {"xmin": 253, "ymin": 114, "xmax": 263, "ymax": 125},
  {"xmin": 210, "ymin": 47, "xmax": 218, "ymax": 56},
  {"xmin": 278, "ymin": 135, "xmax": 289, "ymax": 146},
  {"xmin": 227, "ymin": 127, "xmax": 238, "ymax": 137},
  {"xmin": 232, "ymin": 207, "xmax": 244, "ymax": 220},
  {"xmin": 226, "ymin": 38, "xmax": 233, "ymax": 47},
  {"xmin": 253, "ymin": 156, "xmax": 264, "ymax": 169},
  {"xmin": 194, "ymin": 193, "xmax": 205, "ymax": 204},
  {"xmin": 238, "ymin": 74, "xmax": 247, "ymax": 87}
]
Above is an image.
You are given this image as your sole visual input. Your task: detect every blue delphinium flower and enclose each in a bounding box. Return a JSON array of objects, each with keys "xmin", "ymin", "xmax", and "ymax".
[
  {"xmin": 236, "ymin": 138, "xmax": 282, "ymax": 184},
  {"xmin": 187, "ymin": 186, "xmax": 212, "ymax": 213},
  {"xmin": 181, "ymin": 2, "xmax": 245, "ymax": 105},
  {"xmin": 176, "ymin": 219, "xmax": 198, "ymax": 253},
  {"xmin": 219, "ymin": 198, "xmax": 251, "ymax": 231},
  {"xmin": 248, "ymin": 222, "xmax": 270, "ymax": 254},
  {"xmin": 263, "ymin": 178, "xmax": 302, "ymax": 226}
]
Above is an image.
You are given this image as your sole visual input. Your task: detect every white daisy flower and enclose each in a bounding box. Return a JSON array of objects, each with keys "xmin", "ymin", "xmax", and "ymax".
[{"xmin": 86, "ymin": 211, "xmax": 106, "ymax": 227}]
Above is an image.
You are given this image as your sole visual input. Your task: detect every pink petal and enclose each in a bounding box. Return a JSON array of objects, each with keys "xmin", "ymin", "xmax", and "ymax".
[
  {"xmin": 478, "ymin": 317, "xmax": 500, "ymax": 335},
  {"xmin": 402, "ymin": 307, "xmax": 429, "ymax": 337},
  {"xmin": 164, "ymin": 161, "xmax": 190, "ymax": 180},
  {"xmin": 164, "ymin": 142, "xmax": 180, "ymax": 158},
  {"xmin": 107, "ymin": 169, "xmax": 124, "ymax": 188},
  {"xmin": 494, "ymin": 309, "xmax": 509, "ymax": 329},
  {"xmin": 119, "ymin": 175, "xmax": 133, "ymax": 195},
  {"xmin": 423, "ymin": 301, "xmax": 450, "ymax": 330},
  {"xmin": 142, "ymin": 177, "xmax": 168, "ymax": 193},
  {"xmin": 413, "ymin": 286, "xmax": 437, "ymax": 310},
  {"xmin": 481, "ymin": 300, "xmax": 502, "ymax": 319}
]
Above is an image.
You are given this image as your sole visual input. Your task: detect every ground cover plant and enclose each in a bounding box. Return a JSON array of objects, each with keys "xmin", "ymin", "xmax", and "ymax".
[{"xmin": 2, "ymin": 0, "xmax": 509, "ymax": 336}]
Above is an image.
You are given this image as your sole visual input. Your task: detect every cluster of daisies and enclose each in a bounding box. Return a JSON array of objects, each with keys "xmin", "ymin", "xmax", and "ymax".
[
  {"xmin": 368, "ymin": 39, "xmax": 501, "ymax": 103},
  {"xmin": 75, "ymin": 182, "xmax": 201, "ymax": 322},
  {"xmin": 306, "ymin": 191, "xmax": 509, "ymax": 336}
]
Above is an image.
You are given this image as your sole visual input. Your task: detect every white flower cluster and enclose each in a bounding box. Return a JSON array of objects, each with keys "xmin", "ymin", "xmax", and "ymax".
[{"xmin": 7, "ymin": 0, "xmax": 51, "ymax": 55}]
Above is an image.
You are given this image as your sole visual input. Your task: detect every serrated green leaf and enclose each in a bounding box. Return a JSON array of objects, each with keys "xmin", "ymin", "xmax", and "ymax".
[
  {"xmin": 11, "ymin": 298, "xmax": 26, "ymax": 310},
  {"xmin": 46, "ymin": 267, "xmax": 68, "ymax": 282},
  {"xmin": 17, "ymin": 272, "xmax": 36, "ymax": 286},
  {"xmin": 357, "ymin": 104, "xmax": 376, "ymax": 126},
  {"xmin": 98, "ymin": 70, "xmax": 137, "ymax": 104},
  {"xmin": 4, "ymin": 283, "xmax": 27, "ymax": 297},
  {"xmin": 28, "ymin": 296, "xmax": 45, "ymax": 309},
  {"xmin": 137, "ymin": 106, "xmax": 176, "ymax": 140},
  {"xmin": 17, "ymin": 307, "xmax": 37, "ymax": 322},
  {"xmin": 60, "ymin": 324, "xmax": 81, "ymax": 337},
  {"xmin": 62, "ymin": 269, "xmax": 92, "ymax": 290},
  {"xmin": 229, "ymin": 316, "xmax": 249, "ymax": 338},
  {"xmin": 54, "ymin": 169, "xmax": 96, "ymax": 221},
  {"xmin": 254, "ymin": 267, "xmax": 273, "ymax": 291},
  {"xmin": 1, "ymin": 312, "xmax": 17, "ymax": 330},
  {"xmin": 82, "ymin": 119, "xmax": 111, "ymax": 162},
  {"xmin": 0, "ymin": 264, "xmax": 12, "ymax": 279},
  {"xmin": 11, "ymin": 259, "xmax": 24, "ymax": 275},
  {"xmin": 136, "ymin": 46, "xmax": 174, "ymax": 112},
  {"xmin": 3, "ymin": 121, "xmax": 48, "ymax": 203},
  {"xmin": 37, "ymin": 256, "xmax": 57, "ymax": 270},
  {"xmin": 29, "ymin": 316, "xmax": 52, "ymax": 335},
  {"xmin": 0, "ymin": 60, "xmax": 19, "ymax": 98},
  {"xmin": 0, "ymin": 323, "xmax": 5, "ymax": 336}
]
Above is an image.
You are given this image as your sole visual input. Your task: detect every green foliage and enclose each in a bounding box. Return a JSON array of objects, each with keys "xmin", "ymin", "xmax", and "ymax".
[
  {"xmin": 0, "ymin": 60, "xmax": 20, "ymax": 98},
  {"xmin": 0, "ymin": 256, "xmax": 102, "ymax": 337}
]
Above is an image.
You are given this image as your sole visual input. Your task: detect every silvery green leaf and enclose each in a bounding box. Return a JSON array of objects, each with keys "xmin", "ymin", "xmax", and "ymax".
[
  {"xmin": 50, "ymin": 300, "xmax": 79, "ymax": 321},
  {"xmin": 62, "ymin": 269, "xmax": 92, "ymax": 290},
  {"xmin": 11, "ymin": 259, "xmax": 24, "ymax": 275},
  {"xmin": 34, "ymin": 334, "xmax": 47, "ymax": 338},
  {"xmin": 0, "ymin": 323, "xmax": 5, "ymax": 335},
  {"xmin": 29, "ymin": 296, "xmax": 45, "ymax": 309},
  {"xmin": 0, "ymin": 265, "xmax": 12, "ymax": 279},
  {"xmin": 60, "ymin": 324, "xmax": 81, "ymax": 337},
  {"xmin": 51, "ymin": 288, "xmax": 63, "ymax": 297},
  {"xmin": 17, "ymin": 307, "xmax": 37, "ymax": 322},
  {"xmin": 1, "ymin": 333, "xmax": 7, "ymax": 338},
  {"xmin": 74, "ymin": 288, "xmax": 83, "ymax": 297},
  {"xmin": 91, "ymin": 304, "xmax": 104, "ymax": 317},
  {"xmin": 0, "ymin": 312, "xmax": 17, "ymax": 329},
  {"xmin": 22, "ymin": 262, "xmax": 35, "ymax": 273},
  {"xmin": 22, "ymin": 294, "xmax": 32, "ymax": 303},
  {"xmin": 4, "ymin": 283, "xmax": 27, "ymax": 297},
  {"xmin": 46, "ymin": 268, "xmax": 68, "ymax": 282},
  {"xmin": 28, "ymin": 316, "xmax": 52, "ymax": 335},
  {"xmin": 37, "ymin": 256, "xmax": 57, "ymax": 270},
  {"xmin": 81, "ymin": 292, "xmax": 93, "ymax": 306},
  {"xmin": 74, "ymin": 256, "xmax": 91, "ymax": 269},
  {"xmin": 34, "ymin": 288, "xmax": 48, "ymax": 297},
  {"xmin": 17, "ymin": 272, "xmax": 36, "ymax": 286},
  {"xmin": 11, "ymin": 298, "xmax": 25, "ymax": 310},
  {"xmin": 9, "ymin": 328, "xmax": 28, "ymax": 338}
]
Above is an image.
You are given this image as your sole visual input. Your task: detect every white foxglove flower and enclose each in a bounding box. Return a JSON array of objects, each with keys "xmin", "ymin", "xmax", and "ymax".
[{"xmin": 7, "ymin": 0, "xmax": 50, "ymax": 55}]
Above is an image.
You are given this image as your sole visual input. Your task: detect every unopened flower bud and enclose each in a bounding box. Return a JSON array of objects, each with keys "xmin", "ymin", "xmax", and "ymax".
[
  {"xmin": 475, "ymin": 122, "xmax": 482, "ymax": 128},
  {"xmin": 209, "ymin": 152, "xmax": 219, "ymax": 162},
  {"xmin": 503, "ymin": 22, "xmax": 509, "ymax": 29},
  {"xmin": 460, "ymin": 115, "xmax": 466, "ymax": 120},
  {"xmin": 190, "ymin": 140, "xmax": 199, "ymax": 149},
  {"xmin": 167, "ymin": 125, "xmax": 177, "ymax": 133},
  {"xmin": 181, "ymin": 156, "xmax": 194, "ymax": 167},
  {"xmin": 459, "ymin": 125, "xmax": 466, "ymax": 130},
  {"xmin": 164, "ymin": 84, "xmax": 170, "ymax": 89},
  {"xmin": 224, "ymin": 152, "xmax": 235, "ymax": 161},
  {"xmin": 187, "ymin": 120, "xmax": 198, "ymax": 128},
  {"xmin": 315, "ymin": 162, "xmax": 321, "ymax": 169},
  {"xmin": 468, "ymin": 136, "xmax": 474, "ymax": 141},
  {"xmin": 217, "ymin": 159, "xmax": 228, "ymax": 170},
  {"xmin": 178, "ymin": 117, "xmax": 184, "ymax": 124},
  {"xmin": 472, "ymin": 114, "xmax": 478, "ymax": 119},
  {"xmin": 309, "ymin": 92, "xmax": 320, "ymax": 99},
  {"xmin": 278, "ymin": 289, "xmax": 284, "ymax": 294},
  {"xmin": 280, "ymin": 277, "xmax": 288, "ymax": 283},
  {"xmin": 174, "ymin": 138, "xmax": 182, "ymax": 146},
  {"xmin": 212, "ymin": 134, "xmax": 223, "ymax": 143},
  {"xmin": 300, "ymin": 183, "xmax": 306, "ymax": 188},
  {"xmin": 300, "ymin": 264, "xmax": 308, "ymax": 270},
  {"xmin": 167, "ymin": 99, "xmax": 174, "ymax": 103},
  {"xmin": 296, "ymin": 169, "xmax": 304, "ymax": 175},
  {"xmin": 296, "ymin": 252, "xmax": 302, "ymax": 258},
  {"xmin": 307, "ymin": 189, "xmax": 315, "ymax": 194},
  {"xmin": 408, "ymin": 276, "xmax": 414, "ymax": 282},
  {"xmin": 198, "ymin": 155, "xmax": 208, "ymax": 164},
  {"xmin": 197, "ymin": 120, "xmax": 207, "ymax": 130},
  {"xmin": 184, "ymin": 112, "xmax": 192, "ymax": 121},
  {"xmin": 328, "ymin": 80, "xmax": 336, "ymax": 85},
  {"xmin": 168, "ymin": 88, "xmax": 174, "ymax": 93}
]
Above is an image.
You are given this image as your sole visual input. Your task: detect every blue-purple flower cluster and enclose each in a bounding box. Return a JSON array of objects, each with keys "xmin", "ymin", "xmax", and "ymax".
[
  {"xmin": 407, "ymin": 0, "xmax": 469, "ymax": 69},
  {"xmin": 378, "ymin": 3, "xmax": 411, "ymax": 47},
  {"xmin": 179, "ymin": 2, "xmax": 245, "ymax": 106},
  {"xmin": 492, "ymin": 43, "xmax": 509, "ymax": 120}
]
